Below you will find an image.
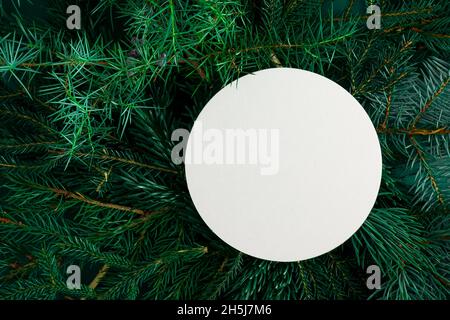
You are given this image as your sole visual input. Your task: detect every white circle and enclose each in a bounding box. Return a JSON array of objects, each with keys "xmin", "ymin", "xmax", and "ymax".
[{"xmin": 185, "ymin": 68, "xmax": 382, "ymax": 262}]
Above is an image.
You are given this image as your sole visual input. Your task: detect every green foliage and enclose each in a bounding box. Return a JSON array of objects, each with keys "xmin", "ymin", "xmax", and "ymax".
[{"xmin": 0, "ymin": 0, "xmax": 449, "ymax": 300}]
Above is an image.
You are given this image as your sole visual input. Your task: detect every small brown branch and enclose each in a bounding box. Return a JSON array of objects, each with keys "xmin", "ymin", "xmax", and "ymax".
[
  {"xmin": 0, "ymin": 141, "xmax": 56, "ymax": 149},
  {"xmin": 17, "ymin": 60, "xmax": 110, "ymax": 69},
  {"xmin": 411, "ymin": 77, "xmax": 450, "ymax": 129},
  {"xmin": 382, "ymin": 16, "xmax": 450, "ymax": 38},
  {"xmin": 331, "ymin": 8, "xmax": 434, "ymax": 22},
  {"xmin": 201, "ymin": 35, "xmax": 354, "ymax": 62},
  {"xmin": 49, "ymin": 149, "xmax": 178, "ymax": 174},
  {"xmin": 418, "ymin": 236, "xmax": 450, "ymax": 244},
  {"xmin": 409, "ymin": 137, "xmax": 445, "ymax": 205},
  {"xmin": 0, "ymin": 109, "xmax": 55, "ymax": 133},
  {"xmin": 377, "ymin": 127, "xmax": 450, "ymax": 135},
  {"xmin": 49, "ymin": 187, "xmax": 154, "ymax": 215},
  {"xmin": 343, "ymin": 0, "xmax": 355, "ymax": 21},
  {"xmin": 433, "ymin": 273, "xmax": 449, "ymax": 287},
  {"xmin": 0, "ymin": 163, "xmax": 17, "ymax": 168},
  {"xmin": 89, "ymin": 264, "xmax": 109, "ymax": 289},
  {"xmin": 379, "ymin": 72, "xmax": 408, "ymax": 93},
  {"xmin": 0, "ymin": 92, "xmax": 24, "ymax": 99},
  {"xmin": 218, "ymin": 257, "xmax": 228, "ymax": 273},
  {"xmin": 380, "ymin": 71, "xmax": 395, "ymax": 130},
  {"xmin": 410, "ymin": 27, "xmax": 450, "ymax": 39},
  {"xmin": 91, "ymin": 153, "xmax": 178, "ymax": 174},
  {"xmin": 0, "ymin": 163, "xmax": 47, "ymax": 170},
  {"xmin": 380, "ymin": 93, "xmax": 392, "ymax": 130}
]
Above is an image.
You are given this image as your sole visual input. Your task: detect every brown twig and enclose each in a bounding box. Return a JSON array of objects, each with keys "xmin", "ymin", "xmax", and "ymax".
[
  {"xmin": 411, "ymin": 77, "xmax": 450, "ymax": 129},
  {"xmin": 377, "ymin": 127, "xmax": 450, "ymax": 135},
  {"xmin": 49, "ymin": 187, "xmax": 155, "ymax": 216},
  {"xmin": 409, "ymin": 137, "xmax": 445, "ymax": 205},
  {"xmin": 48, "ymin": 149, "xmax": 178, "ymax": 174},
  {"xmin": 89, "ymin": 264, "xmax": 110, "ymax": 289}
]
